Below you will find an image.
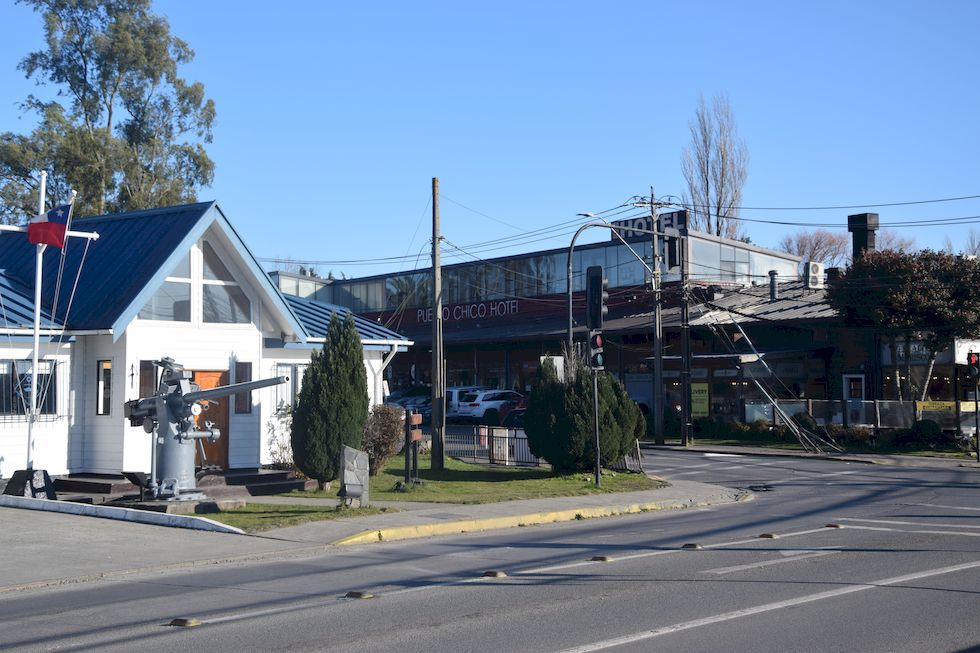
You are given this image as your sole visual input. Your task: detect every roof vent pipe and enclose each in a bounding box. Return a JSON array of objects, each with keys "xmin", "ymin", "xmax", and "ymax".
[{"xmin": 769, "ymin": 270, "xmax": 779, "ymax": 302}]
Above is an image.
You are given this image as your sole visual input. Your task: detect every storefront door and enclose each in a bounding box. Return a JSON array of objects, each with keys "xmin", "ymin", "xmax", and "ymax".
[
  {"xmin": 192, "ymin": 370, "xmax": 230, "ymax": 469},
  {"xmin": 843, "ymin": 374, "xmax": 867, "ymax": 425}
]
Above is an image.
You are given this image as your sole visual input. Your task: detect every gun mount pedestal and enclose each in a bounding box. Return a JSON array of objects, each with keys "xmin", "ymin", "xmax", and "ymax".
[{"xmin": 125, "ymin": 358, "xmax": 287, "ymax": 501}]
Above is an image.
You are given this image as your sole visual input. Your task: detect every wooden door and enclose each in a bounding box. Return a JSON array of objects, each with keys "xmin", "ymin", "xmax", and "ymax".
[{"xmin": 192, "ymin": 370, "xmax": 230, "ymax": 469}]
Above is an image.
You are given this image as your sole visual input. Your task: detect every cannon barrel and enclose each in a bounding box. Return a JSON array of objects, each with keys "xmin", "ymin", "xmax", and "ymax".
[{"xmin": 183, "ymin": 375, "xmax": 289, "ymax": 404}]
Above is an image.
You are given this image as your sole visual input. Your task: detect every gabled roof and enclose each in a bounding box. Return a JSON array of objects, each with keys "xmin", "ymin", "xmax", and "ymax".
[
  {"xmin": 0, "ymin": 202, "xmax": 306, "ymax": 342},
  {"xmin": 0, "ymin": 272, "xmax": 59, "ymax": 330},
  {"xmin": 283, "ymin": 294, "xmax": 412, "ymax": 349}
]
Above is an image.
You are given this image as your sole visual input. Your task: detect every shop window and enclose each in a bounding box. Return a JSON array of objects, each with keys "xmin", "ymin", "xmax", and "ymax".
[
  {"xmin": 0, "ymin": 360, "xmax": 57, "ymax": 416},
  {"xmin": 96, "ymin": 360, "xmax": 112, "ymax": 415}
]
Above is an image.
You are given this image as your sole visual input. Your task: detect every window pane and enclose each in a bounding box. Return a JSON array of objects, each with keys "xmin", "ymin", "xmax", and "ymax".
[
  {"xmin": 170, "ymin": 252, "xmax": 191, "ymax": 279},
  {"xmin": 96, "ymin": 360, "xmax": 111, "ymax": 415},
  {"xmin": 203, "ymin": 284, "xmax": 251, "ymax": 323},
  {"xmin": 140, "ymin": 360, "xmax": 157, "ymax": 397},
  {"xmin": 235, "ymin": 361, "xmax": 252, "ymax": 414},
  {"xmin": 139, "ymin": 282, "xmax": 191, "ymax": 321},
  {"xmin": 202, "ymin": 241, "xmax": 236, "ymax": 281}
]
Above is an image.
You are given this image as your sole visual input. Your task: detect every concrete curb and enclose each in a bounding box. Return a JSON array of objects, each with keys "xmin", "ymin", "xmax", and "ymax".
[
  {"xmin": 0, "ymin": 495, "xmax": 245, "ymax": 535},
  {"xmin": 332, "ymin": 493, "xmax": 753, "ymax": 546}
]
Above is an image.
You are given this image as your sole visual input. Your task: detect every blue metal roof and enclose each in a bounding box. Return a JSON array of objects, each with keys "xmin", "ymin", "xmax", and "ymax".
[
  {"xmin": 283, "ymin": 294, "xmax": 410, "ymax": 343},
  {"xmin": 0, "ymin": 202, "xmax": 211, "ymax": 331},
  {"xmin": 0, "ymin": 272, "xmax": 59, "ymax": 329}
]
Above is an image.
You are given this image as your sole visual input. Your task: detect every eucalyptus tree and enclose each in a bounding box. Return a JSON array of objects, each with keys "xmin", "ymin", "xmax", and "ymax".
[{"xmin": 1, "ymin": 0, "xmax": 215, "ymax": 221}]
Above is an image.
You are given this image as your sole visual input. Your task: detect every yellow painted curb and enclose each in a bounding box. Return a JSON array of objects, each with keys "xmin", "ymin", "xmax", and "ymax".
[{"xmin": 332, "ymin": 494, "xmax": 750, "ymax": 546}]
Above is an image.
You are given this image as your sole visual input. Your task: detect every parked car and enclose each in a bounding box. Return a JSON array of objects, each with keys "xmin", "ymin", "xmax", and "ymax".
[
  {"xmin": 501, "ymin": 408, "xmax": 526, "ymax": 428},
  {"xmin": 445, "ymin": 385, "xmax": 491, "ymax": 422},
  {"xmin": 385, "ymin": 385, "xmax": 430, "ymax": 406},
  {"xmin": 457, "ymin": 390, "xmax": 524, "ymax": 425},
  {"xmin": 497, "ymin": 396, "xmax": 526, "ymax": 425}
]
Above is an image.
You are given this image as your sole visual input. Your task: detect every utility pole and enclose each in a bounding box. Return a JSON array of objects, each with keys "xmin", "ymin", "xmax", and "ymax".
[
  {"xmin": 649, "ymin": 188, "xmax": 665, "ymax": 445},
  {"xmin": 431, "ymin": 177, "xmax": 445, "ymax": 471},
  {"xmin": 680, "ymin": 233, "xmax": 692, "ymax": 446}
]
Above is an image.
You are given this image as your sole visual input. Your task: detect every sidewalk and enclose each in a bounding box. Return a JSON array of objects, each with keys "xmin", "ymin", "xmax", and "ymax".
[{"xmin": 0, "ymin": 479, "xmax": 745, "ymax": 593}]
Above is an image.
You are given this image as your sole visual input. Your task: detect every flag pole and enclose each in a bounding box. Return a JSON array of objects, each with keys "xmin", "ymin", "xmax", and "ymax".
[
  {"xmin": 2, "ymin": 177, "xmax": 95, "ymax": 498},
  {"xmin": 26, "ymin": 171, "xmax": 48, "ymax": 470}
]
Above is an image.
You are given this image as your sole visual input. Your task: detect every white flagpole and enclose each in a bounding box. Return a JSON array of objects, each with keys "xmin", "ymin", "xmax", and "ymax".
[{"xmin": 26, "ymin": 171, "xmax": 48, "ymax": 469}]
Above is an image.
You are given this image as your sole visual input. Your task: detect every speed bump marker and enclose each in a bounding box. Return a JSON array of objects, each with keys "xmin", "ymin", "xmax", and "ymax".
[
  {"xmin": 168, "ymin": 618, "xmax": 201, "ymax": 628},
  {"xmin": 482, "ymin": 570, "xmax": 507, "ymax": 578},
  {"xmin": 345, "ymin": 591, "xmax": 375, "ymax": 599},
  {"xmin": 759, "ymin": 533, "xmax": 779, "ymax": 539},
  {"xmin": 591, "ymin": 555, "xmax": 613, "ymax": 562},
  {"xmin": 682, "ymin": 543, "xmax": 702, "ymax": 550},
  {"xmin": 826, "ymin": 523, "xmax": 842, "ymax": 529}
]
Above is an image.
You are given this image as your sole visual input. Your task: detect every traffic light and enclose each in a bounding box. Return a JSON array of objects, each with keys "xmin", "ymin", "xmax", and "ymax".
[
  {"xmin": 586, "ymin": 265, "xmax": 609, "ymax": 330},
  {"xmin": 969, "ymin": 352, "xmax": 980, "ymax": 383},
  {"xmin": 589, "ymin": 330, "xmax": 604, "ymax": 370}
]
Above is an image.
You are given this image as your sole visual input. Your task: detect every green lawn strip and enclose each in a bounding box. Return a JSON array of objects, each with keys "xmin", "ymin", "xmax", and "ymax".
[
  {"xmin": 206, "ymin": 503, "xmax": 388, "ymax": 533},
  {"xmin": 282, "ymin": 455, "xmax": 665, "ymax": 504}
]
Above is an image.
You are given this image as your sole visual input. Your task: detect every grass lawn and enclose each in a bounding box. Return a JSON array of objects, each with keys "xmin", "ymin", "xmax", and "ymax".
[
  {"xmin": 206, "ymin": 503, "xmax": 389, "ymax": 533},
  {"xmin": 284, "ymin": 454, "xmax": 665, "ymax": 504}
]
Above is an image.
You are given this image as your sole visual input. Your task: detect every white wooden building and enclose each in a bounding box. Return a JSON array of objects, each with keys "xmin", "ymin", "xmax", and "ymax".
[{"xmin": 0, "ymin": 202, "xmax": 411, "ymax": 478}]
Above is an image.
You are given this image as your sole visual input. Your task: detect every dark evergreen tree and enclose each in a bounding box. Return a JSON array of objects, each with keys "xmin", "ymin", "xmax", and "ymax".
[
  {"xmin": 291, "ymin": 312, "xmax": 368, "ymax": 488},
  {"xmin": 524, "ymin": 358, "xmax": 643, "ymax": 473}
]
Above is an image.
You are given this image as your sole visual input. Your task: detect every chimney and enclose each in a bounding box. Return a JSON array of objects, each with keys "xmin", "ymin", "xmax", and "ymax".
[
  {"xmin": 769, "ymin": 270, "xmax": 778, "ymax": 302},
  {"xmin": 847, "ymin": 212, "xmax": 880, "ymax": 259}
]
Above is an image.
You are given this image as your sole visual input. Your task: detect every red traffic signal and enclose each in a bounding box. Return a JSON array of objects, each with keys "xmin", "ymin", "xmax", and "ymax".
[
  {"xmin": 589, "ymin": 330, "xmax": 604, "ymax": 370},
  {"xmin": 969, "ymin": 352, "xmax": 979, "ymax": 367}
]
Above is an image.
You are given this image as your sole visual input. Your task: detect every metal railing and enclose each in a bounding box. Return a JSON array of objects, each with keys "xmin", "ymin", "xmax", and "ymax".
[
  {"xmin": 745, "ymin": 399, "xmax": 979, "ymax": 432},
  {"xmin": 431, "ymin": 425, "xmax": 543, "ymax": 467}
]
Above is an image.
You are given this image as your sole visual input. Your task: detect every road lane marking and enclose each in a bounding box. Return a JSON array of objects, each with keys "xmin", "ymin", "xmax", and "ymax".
[
  {"xmin": 905, "ymin": 503, "xmax": 980, "ymax": 513},
  {"xmin": 838, "ymin": 517, "xmax": 980, "ymax": 530},
  {"xmin": 194, "ymin": 528, "xmax": 843, "ymax": 627},
  {"xmin": 556, "ymin": 559, "xmax": 980, "ymax": 652},
  {"xmin": 839, "ymin": 525, "xmax": 980, "ymax": 538},
  {"xmin": 702, "ymin": 550, "xmax": 839, "ymax": 575},
  {"xmin": 521, "ymin": 528, "xmax": 834, "ymax": 574}
]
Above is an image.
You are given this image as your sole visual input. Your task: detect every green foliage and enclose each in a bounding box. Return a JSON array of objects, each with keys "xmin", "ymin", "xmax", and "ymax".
[
  {"xmin": 827, "ymin": 250, "xmax": 980, "ymax": 357},
  {"xmin": 1, "ymin": 0, "xmax": 215, "ymax": 222},
  {"xmin": 524, "ymin": 359, "xmax": 644, "ymax": 472},
  {"xmin": 363, "ymin": 403, "xmax": 403, "ymax": 476},
  {"xmin": 892, "ymin": 419, "xmax": 953, "ymax": 449},
  {"xmin": 791, "ymin": 411, "xmax": 818, "ymax": 433},
  {"xmin": 291, "ymin": 313, "xmax": 369, "ymax": 486}
]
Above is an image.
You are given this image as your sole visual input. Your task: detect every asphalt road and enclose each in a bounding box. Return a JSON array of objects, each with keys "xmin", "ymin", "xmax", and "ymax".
[{"xmin": 2, "ymin": 450, "xmax": 978, "ymax": 652}]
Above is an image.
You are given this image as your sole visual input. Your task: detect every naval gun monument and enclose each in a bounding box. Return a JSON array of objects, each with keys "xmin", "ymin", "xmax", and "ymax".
[{"xmin": 124, "ymin": 358, "xmax": 287, "ymax": 500}]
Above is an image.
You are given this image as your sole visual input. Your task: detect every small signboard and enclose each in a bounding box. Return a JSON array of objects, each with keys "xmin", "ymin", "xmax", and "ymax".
[{"xmin": 691, "ymin": 383, "xmax": 710, "ymax": 418}]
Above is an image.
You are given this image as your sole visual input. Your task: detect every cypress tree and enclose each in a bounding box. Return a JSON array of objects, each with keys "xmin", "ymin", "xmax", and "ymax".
[
  {"xmin": 524, "ymin": 358, "xmax": 644, "ymax": 473},
  {"xmin": 291, "ymin": 312, "xmax": 369, "ymax": 488}
]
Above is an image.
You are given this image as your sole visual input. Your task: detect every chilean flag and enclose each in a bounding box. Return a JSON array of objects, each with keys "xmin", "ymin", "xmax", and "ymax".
[{"xmin": 28, "ymin": 203, "xmax": 73, "ymax": 248}]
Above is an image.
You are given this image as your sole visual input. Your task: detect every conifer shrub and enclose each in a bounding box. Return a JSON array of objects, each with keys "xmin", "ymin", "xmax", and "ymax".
[
  {"xmin": 524, "ymin": 358, "xmax": 644, "ymax": 472},
  {"xmin": 291, "ymin": 313, "xmax": 369, "ymax": 488}
]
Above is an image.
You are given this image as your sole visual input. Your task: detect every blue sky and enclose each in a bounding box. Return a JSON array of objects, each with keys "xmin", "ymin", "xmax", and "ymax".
[{"xmin": 2, "ymin": 1, "xmax": 979, "ymax": 279}]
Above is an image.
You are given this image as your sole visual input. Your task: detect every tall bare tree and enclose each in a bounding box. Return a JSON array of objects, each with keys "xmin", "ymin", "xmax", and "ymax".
[
  {"xmin": 944, "ymin": 228, "xmax": 980, "ymax": 256},
  {"xmin": 876, "ymin": 229, "xmax": 915, "ymax": 253},
  {"xmin": 681, "ymin": 93, "xmax": 749, "ymax": 240},
  {"xmin": 778, "ymin": 227, "xmax": 915, "ymax": 267},
  {"xmin": 778, "ymin": 229, "xmax": 850, "ymax": 267}
]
